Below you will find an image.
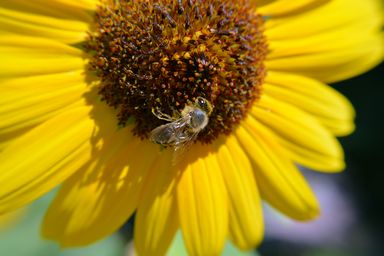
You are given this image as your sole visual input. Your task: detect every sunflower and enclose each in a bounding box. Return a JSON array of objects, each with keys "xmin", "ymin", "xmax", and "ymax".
[{"xmin": 0, "ymin": 0, "xmax": 382, "ymax": 255}]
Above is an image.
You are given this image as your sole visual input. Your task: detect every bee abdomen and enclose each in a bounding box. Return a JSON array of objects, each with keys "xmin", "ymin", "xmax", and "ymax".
[{"xmin": 151, "ymin": 124, "xmax": 176, "ymax": 145}]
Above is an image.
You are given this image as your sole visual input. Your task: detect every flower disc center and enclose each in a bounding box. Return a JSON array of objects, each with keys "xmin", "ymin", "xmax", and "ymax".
[{"xmin": 86, "ymin": 0, "xmax": 268, "ymax": 143}]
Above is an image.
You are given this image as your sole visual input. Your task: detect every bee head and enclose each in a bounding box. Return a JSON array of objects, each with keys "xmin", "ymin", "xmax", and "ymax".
[{"xmin": 195, "ymin": 97, "xmax": 213, "ymax": 115}]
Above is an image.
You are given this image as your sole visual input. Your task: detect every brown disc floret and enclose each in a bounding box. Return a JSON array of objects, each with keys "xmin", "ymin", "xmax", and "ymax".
[{"xmin": 86, "ymin": 0, "xmax": 268, "ymax": 143}]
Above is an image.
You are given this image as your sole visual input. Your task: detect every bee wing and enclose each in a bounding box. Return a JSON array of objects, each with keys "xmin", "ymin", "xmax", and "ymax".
[
  {"xmin": 150, "ymin": 114, "xmax": 199, "ymax": 165},
  {"xmin": 150, "ymin": 123, "xmax": 177, "ymax": 145},
  {"xmin": 150, "ymin": 115, "xmax": 190, "ymax": 146}
]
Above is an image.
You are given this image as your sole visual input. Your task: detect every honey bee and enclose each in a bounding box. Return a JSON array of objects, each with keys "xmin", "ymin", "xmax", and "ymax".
[{"xmin": 150, "ymin": 97, "xmax": 213, "ymax": 157}]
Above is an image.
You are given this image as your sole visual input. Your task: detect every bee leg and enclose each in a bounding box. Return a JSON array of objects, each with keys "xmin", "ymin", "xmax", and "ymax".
[
  {"xmin": 172, "ymin": 109, "xmax": 182, "ymax": 119},
  {"xmin": 152, "ymin": 108, "xmax": 174, "ymax": 121}
]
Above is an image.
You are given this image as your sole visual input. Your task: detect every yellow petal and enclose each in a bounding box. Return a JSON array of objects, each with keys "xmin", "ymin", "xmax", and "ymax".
[
  {"xmin": 52, "ymin": 0, "xmax": 98, "ymax": 11},
  {"xmin": 215, "ymin": 136, "xmax": 263, "ymax": 250},
  {"xmin": 235, "ymin": 124, "xmax": 320, "ymax": 220},
  {"xmin": 0, "ymin": 70, "xmax": 86, "ymax": 89},
  {"xmin": 251, "ymin": 95, "xmax": 345, "ymax": 172},
  {"xmin": 258, "ymin": 0, "xmax": 326, "ymax": 16},
  {"xmin": 135, "ymin": 151, "xmax": 179, "ymax": 256},
  {"xmin": 264, "ymin": 71, "xmax": 355, "ymax": 136},
  {"xmin": 0, "ymin": 6, "xmax": 90, "ymax": 32},
  {"xmin": 0, "ymin": 0, "xmax": 93, "ymax": 24},
  {"xmin": 0, "ymin": 106, "xmax": 96, "ymax": 214},
  {"xmin": 264, "ymin": 0, "xmax": 383, "ymax": 82},
  {"xmin": 0, "ymin": 81, "xmax": 87, "ymax": 134},
  {"xmin": 177, "ymin": 144, "xmax": 228, "ymax": 256},
  {"xmin": 0, "ymin": 35, "xmax": 84, "ymax": 57},
  {"xmin": 251, "ymin": 0, "xmax": 275, "ymax": 7},
  {"xmin": 0, "ymin": 72, "xmax": 89, "ymax": 148},
  {"xmin": 267, "ymin": 27, "xmax": 381, "ymax": 60},
  {"xmin": 0, "ymin": 127, "xmax": 34, "ymax": 152},
  {"xmin": 0, "ymin": 53, "xmax": 86, "ymax": 78},
  {"xmin": 0, "ymin": 15, "xmax": 87, "ymax": 44},
  {"xmin": 42, "ymin": 134, "xmax": 158, "ymax": 246},
  {"xmin": 265, "ymin": 36, "xmax": 383, "ymax": 83},
  {"xmin": 265, "ymin": 0, "xmax": 383, "ymax": 40}
]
